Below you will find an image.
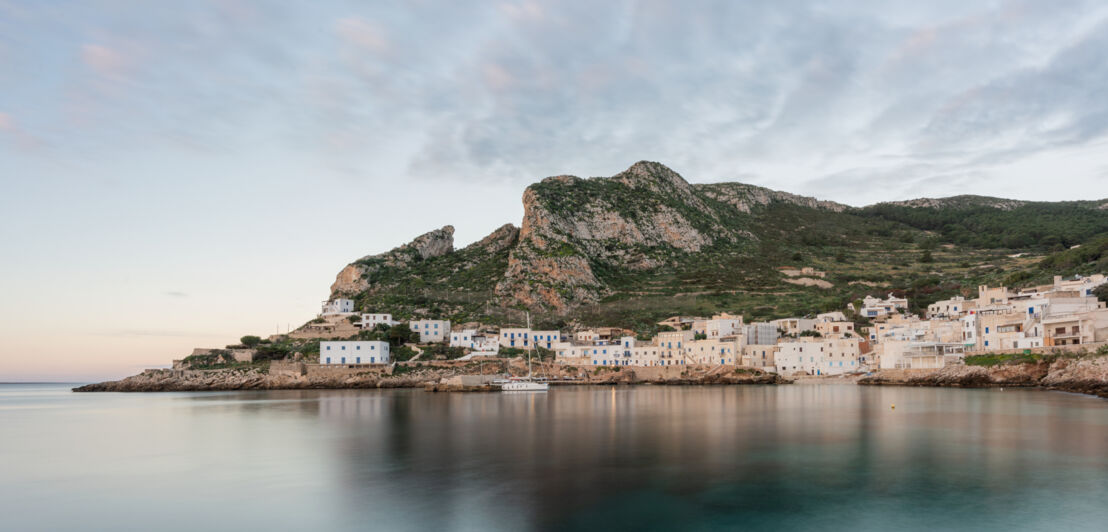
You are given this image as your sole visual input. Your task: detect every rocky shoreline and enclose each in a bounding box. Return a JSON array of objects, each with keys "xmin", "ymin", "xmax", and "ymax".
[
  {"xmin": 858, "ymin": 355, "xmax": 1108, "ymax": 399},
  {"xmin": 72, "ymin": 360, "xmax": 789, "ymax": 393},
  {"xmin": 73, "ymin": 355, "xmax": 1108, "ymax": 398}
]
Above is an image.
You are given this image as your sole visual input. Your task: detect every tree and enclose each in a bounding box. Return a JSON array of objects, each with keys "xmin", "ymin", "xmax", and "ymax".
[
  {"xmin": 919, "ymin": 250, "xmax": 934, "ymax": 263},
  {"xmin": 790, "ymin": 251, "xmax": 803, "ymax": 262},
  {"xmin": 1094, "ymin": 284, "xmax": 1108, "ymax": 305},
  {"xmin": 387, "ymin": 323, "xmax": 420, "ymax": 346},
  {"xmin": 240, "ymin": 335, "xmax": 261, "ymax": 348},
  {"xmin": 694, "ymin": 332, "xmax": 707, "ymax": 340}
]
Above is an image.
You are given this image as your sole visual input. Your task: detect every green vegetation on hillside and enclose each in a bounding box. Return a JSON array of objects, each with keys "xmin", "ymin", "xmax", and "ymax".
[
  {"xmin": 329, "ymin": 164, "xmax": 1108, "ymax": 331},
  {"xmin": 860, "ymin": 200, "xmax": 1108, "ymax": 250}
]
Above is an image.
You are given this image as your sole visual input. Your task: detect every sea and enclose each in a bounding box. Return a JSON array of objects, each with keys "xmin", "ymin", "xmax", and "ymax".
[{"xmin": 1, "ymin": 383, "xmax": 1106, "ymax": 531}]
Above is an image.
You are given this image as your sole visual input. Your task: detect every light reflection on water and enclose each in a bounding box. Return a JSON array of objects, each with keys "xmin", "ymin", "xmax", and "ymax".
[{"xmin": 1, "ymin": 383, "xmax": 1106, "ymax": 531}]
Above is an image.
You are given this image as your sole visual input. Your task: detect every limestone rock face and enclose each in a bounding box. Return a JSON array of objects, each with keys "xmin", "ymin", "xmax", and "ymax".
[
  {"xmin": 472, "ymin": 223, "xmax": 519, "ymax": 254},
  {"xmin": 330, "ymin": 226, "xmax": 455, "ymax": 297},
  {"xmin": 697, "ymin": 182, "xmax": 848, "ymax": 213},
  {"xmin": 880, "ymin": 196, "xmax": 1028, "ymax": 211},
  {"xmin": 494, "ymin": 161, "xmax": 729, "ymax": 311}
]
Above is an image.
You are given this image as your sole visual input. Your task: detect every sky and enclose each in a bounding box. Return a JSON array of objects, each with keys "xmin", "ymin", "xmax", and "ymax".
[{"xmin": 2, "ymin": 0, "xmax": 1108, "ymax": 381}]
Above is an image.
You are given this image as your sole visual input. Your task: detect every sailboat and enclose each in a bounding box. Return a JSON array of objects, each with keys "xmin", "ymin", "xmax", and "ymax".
[{"xmin": 500, "ymin": 312, "xmax": 549, "ymax": 392}]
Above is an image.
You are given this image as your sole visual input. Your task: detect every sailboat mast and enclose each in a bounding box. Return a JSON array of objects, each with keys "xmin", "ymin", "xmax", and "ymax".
[{"xmin": 526, "ymin": 311, "xmax": 532, "ymax": 378}]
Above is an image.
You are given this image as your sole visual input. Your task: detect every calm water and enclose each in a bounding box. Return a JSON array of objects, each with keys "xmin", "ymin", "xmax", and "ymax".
[{"xmin": 2, "ymin": 383, "xmax": 1107, "ymax": 531}]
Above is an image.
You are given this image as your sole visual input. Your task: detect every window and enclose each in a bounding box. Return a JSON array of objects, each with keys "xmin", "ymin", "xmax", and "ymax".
[
  {"xmin": 356, "ymin": 345, "xmax": 361, "ymax": 350},
  {"xmin": 356, "ymin": 357, "xmax": 360, "ymax": 364},
  {"xmin": 326, "ymin": 357, "xmax": 330, "ymax": 364}
]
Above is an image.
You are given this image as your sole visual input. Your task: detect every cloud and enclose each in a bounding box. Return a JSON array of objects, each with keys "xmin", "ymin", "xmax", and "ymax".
[
  {"xmin": 6, "ymin": 1, "xmax": 1108, "ymax": 200},
  {"xmin": 81, "ymin": 43, "xmax": 129, "ymax": 77},
  {"xmin": 0, "ymin": 111, "xmax": 42, "ymax": 150},
  {"xmin": 335, "ymin": 17, "xmax": 389, "ymax": 54},
  {"xmin": 164, "ymin": 291, "xmax": 189, "ymax": 298}
]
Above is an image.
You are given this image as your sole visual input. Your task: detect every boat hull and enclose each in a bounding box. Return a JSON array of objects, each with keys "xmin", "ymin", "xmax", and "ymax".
[{"xmin": 500, "ymin": 382, "xmax": 549, "ymax": 392}]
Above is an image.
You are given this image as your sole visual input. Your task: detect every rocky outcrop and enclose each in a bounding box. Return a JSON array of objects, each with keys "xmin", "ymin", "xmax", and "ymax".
[
  {"xmin": 330, "ymin": 226, "xmax": 455, "ymax": 297},
  {"xmin": 494, "ymin": 161, "xmax": 734, "ymax": 311},
  {"xmin": 858, "ymin": 355, "xmax": 1108, "ymax": 398},
  {"xmin": 471, "ymin": 224, "xmax": 519, "ymax": 254},
  {"xmin": 698, "ymin": 182, "xmax": 848, "ymax": 213},
  {"xmin": 878, "ymin": 195, "xmax": 1027, "ymax": 211},
  {"xmin": 74, "ymin": 360, "xmax": 791, "ymax": 392}
]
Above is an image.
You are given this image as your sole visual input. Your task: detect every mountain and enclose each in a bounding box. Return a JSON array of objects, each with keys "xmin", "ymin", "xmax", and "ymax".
[{"xmin": 329, "ymin": 161, "xmax": 1108, "ymax": 330}]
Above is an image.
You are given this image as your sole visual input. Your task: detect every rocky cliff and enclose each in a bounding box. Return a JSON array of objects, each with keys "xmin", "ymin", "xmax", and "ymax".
[
  {"xmin": 324, "ymin": 160, "xmax": 1108, "ymax": 321},
  {"xmin": 331, "ymin": 161, "xmax": 854, "ymax": 314},
  {"xmin": 858, "ymin": 355, "xmax": 1108, "ymax": 398},
  {"xmin": 331, "ymin": 225, "xmax": 457, "ymax": 296}
]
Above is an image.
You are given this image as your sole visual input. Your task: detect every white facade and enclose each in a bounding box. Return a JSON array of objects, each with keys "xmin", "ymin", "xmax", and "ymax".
[
  {"xmin": 861, "ymin": 293, "xmax": 909, "ymax": 318},
  {"xmin": 531, "ymin": 330, "xmax": 562, "ymax": 350},
  {"xmin": 692, "ymin": 313, "xmax": 743, "ymax": 339},
  {"xmin": 500, "ymin": 328, "xmax": 531, "ymax": 348},
  {"xmin": 927, "ymin": 296, "xmax": 968, "ymax": 319},
  {"xmin": 358, "ymin": 313, "xmax": 397, "ymax": 329},
  {"xmin": 817, "ymin": 311, "xmax": 849, "ymax": 322},
  {"xmin": 320, "ymin": 341, "xmax": 390, "ymax": 364},
  {"xmin": 775, "ymin": 341, "xmax": 822, "ymax": 375},
  {"xmin": 776, "ymin": 338, "xmax": 861, "ymax": 375},
  {"xmin": 321, "ymin": 298, "xmax": 355, "ymax": 316},
  {"xmin": 743, "ymin": 345, "xmax": 779, "ymax": 368},
  {"xmin": 409, "ymin": 319, "xmax": 450, "ymax": 343},
  {"xmin": 450, "ymin": 329, "xmax": 499, "ymax": 352},
  {"xmin": 686, "ymin": 338, "xmax": 740, "ymax": 365},
  {"xmin": 1053, "ymin": 274, "xmax": 1106, "ymax": 297}
]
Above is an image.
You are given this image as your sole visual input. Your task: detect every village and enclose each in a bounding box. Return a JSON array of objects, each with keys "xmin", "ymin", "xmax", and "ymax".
[{"xmin": 297, "ymin": 273, "xmax": 1108, "ymax": 378}]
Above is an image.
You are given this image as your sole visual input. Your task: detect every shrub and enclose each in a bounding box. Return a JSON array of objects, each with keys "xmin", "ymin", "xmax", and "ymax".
[{"xmin": 240, "ymin": 335, "xmax": 261, "ymax": 348}]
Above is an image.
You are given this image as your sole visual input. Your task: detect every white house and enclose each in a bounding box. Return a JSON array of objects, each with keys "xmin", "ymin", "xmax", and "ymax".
[
  {"xmin": 410, "ymin": 319, "xmax": 450, "ymax": 343},
  {"xmin": 775, "ymin": 340, "xmax": 822, "ymax": 376},
  {"xmin": 816, "ymin": 311, "xmax": 849, "ymax": 322},
  {"xmin": 1052, "ymin": 274, "xmax": 1106, "ymax": 297},
  {"xmin": 927, "ymin": 296, "xmax": 970, "ymax": 319},
  {"xmin": 692, "ymin": 313, "xmax": 743, "ymax": 339},
  {"xmin": 499, "ymin": 328, "xmax": 531, "ymax": 348},
  {"xmin": 450, "ymin": 329, "xmax": 499, "ymax": 352},
  {"xmin": 450, "ymin": 329, "xmax": 475, "ymax": 348},
  {"xmin": 860, "ymin": 294, "xmax": 909, "ymax": 318},
  {"xmin": 531, "ymin": 330, "xmax": 562, "ymax": 350},
  {"xmin": 358, "ymin": 313, "xmax": 397, "ymax": 329},
  {"xmin": 321, "ymin": 298, "xmax": 355, "ymax": 316},
  {"xmin": 319, "ymin": 341, "xmax": 390, "ymax": 364}
]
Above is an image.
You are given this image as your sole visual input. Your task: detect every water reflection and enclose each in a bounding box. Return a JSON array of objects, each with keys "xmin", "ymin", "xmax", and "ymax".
[
  {"xmin": 304, "ymin": 385, "xmax": 1108, "ymax": 531},
  {"xmin": 1, "ymin": 384, "xmax": 1106, "ymax": 531}
]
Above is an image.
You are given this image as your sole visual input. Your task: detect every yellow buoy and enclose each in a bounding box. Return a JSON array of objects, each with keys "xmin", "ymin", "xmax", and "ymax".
[{"xmin": 891, "ymin": 404, "xmax": 895, "ymax": 410}]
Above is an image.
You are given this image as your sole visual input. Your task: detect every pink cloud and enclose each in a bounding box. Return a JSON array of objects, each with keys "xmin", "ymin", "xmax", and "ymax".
[
  {"xmin": 335, "ymin": 17, "xmax": 389, "ymax": 54},
  {"xmin": 81, "ymin": 43, "xmax": 128, "ymax": 77}
]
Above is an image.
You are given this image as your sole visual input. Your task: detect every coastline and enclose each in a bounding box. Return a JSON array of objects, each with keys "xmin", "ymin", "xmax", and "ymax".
[
  {"xmin": 72, "ymin": 354, "xmax": 1108, "ymax": 399},
  {"xmin": 858, "ymin": 354, "xmax": 1108, "ymax": 399},
  {"xmin": 72, "ymin": 359, "xmax": 789, "ymax": 392}
]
